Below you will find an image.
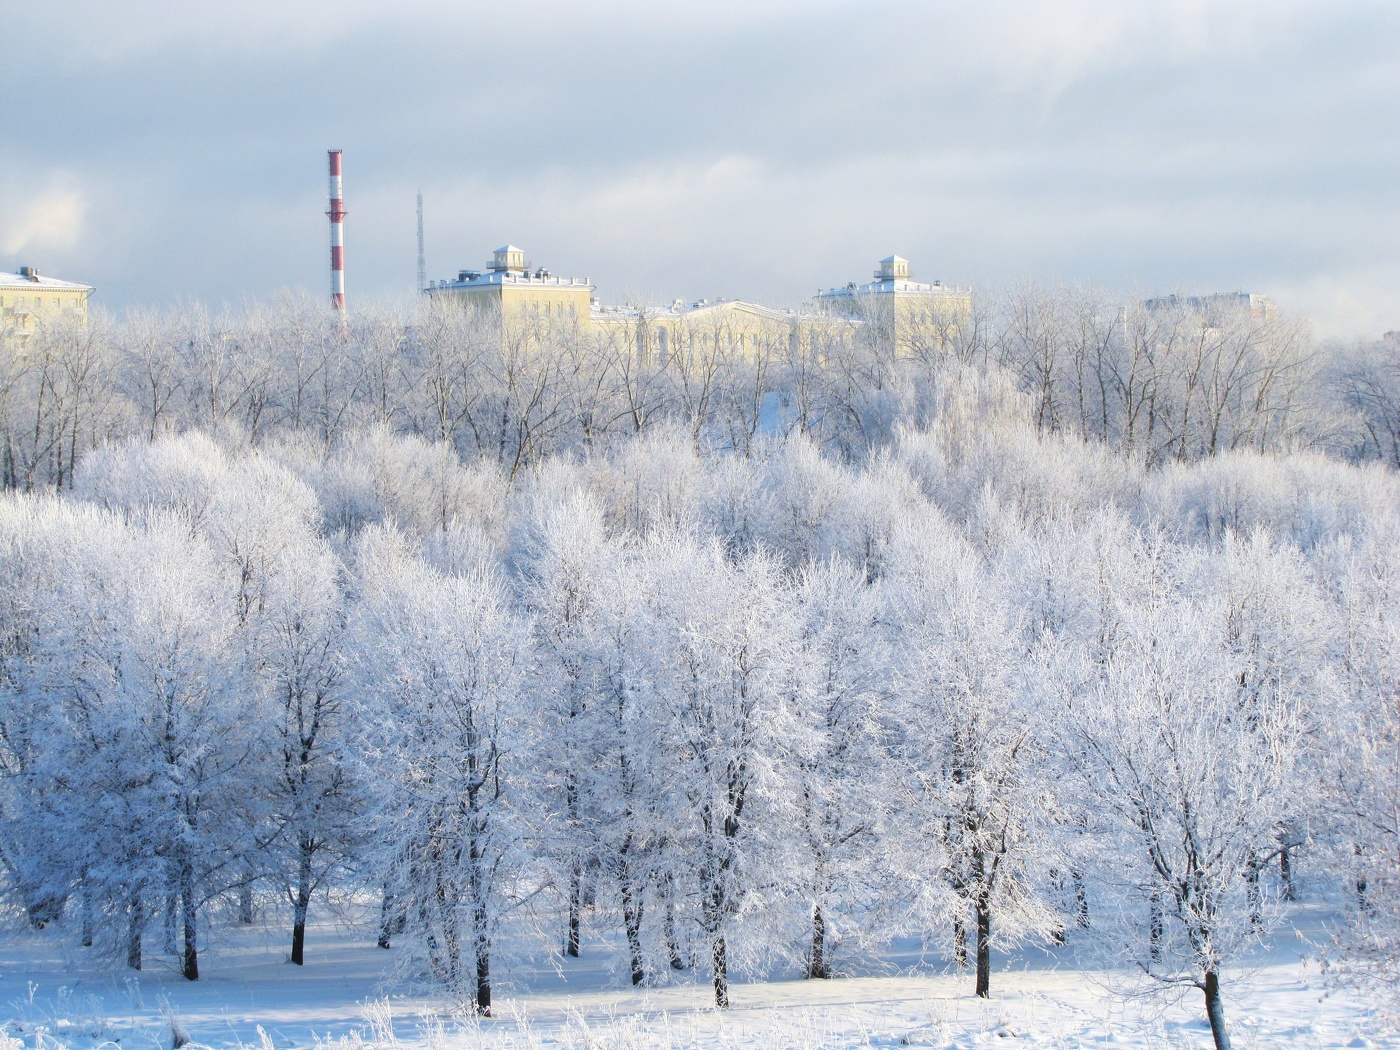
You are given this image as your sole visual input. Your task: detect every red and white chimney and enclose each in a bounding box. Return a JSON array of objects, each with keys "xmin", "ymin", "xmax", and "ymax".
[{"xmin": 327, "ymin": 150, "xmax": 346, "ymax": 311}]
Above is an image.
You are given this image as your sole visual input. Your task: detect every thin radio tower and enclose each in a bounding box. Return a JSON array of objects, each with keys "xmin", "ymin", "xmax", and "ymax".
[{"xmin": 416, "ymin": 190, "xmax": 426, "ymax": 295}]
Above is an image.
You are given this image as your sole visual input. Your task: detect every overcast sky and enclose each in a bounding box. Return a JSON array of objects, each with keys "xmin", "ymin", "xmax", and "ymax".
[{"xmin": 3, "ymin": 0, "xmax": 1398, "ymax": 336}]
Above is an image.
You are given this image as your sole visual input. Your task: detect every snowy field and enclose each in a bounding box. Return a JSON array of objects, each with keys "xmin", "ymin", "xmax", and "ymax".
[{"xmin": 0, "ymin": 908, "xmax": 1392, "ymax": 1050}]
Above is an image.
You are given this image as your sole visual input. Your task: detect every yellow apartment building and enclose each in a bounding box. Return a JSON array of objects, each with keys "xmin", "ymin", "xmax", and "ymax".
[
  {"xmin": 426, "ymin": 246, "xmax": 965, "ymax": 360},
  {"xmin": 815, "ymin": 254, "xmax": 972, "ymax": 356},
  {"xmin": 0, "ymin": 267, "xmax": 93, "ymax": 340},
  {"xmin": 426, "ymin": 245, "xmax": 593, "ymax": 325}
]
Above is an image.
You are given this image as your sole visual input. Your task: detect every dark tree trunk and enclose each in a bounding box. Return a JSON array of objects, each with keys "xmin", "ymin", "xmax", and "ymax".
[
  {"xmin": 619, "ymin": 861, "xmax": 645, "ymax": 986},
  {"xmin": 1073, "ymin": 870, "xmax": 1089, "ymax": 927},
  {"xmin": 809, "ymin": 905, "xmax": 829, "ymax": 979},
  {"xmin": 377, "ymin": 886, "xmax": 396, "ymax": 949},
  {"xmin": 1354, "ymin": 841, "xmax": 1370, "ymax": 912},
  {"xmin": 164, "ymin": 892, "xmax": 178, "ymax": 955},
  {"xmin": 712, "ymin": 935, "xmax": 729, "ymax": 1008},
  {"xmin": 953, "ymin": 916, "xmax": 967, "ymax": 968},
  {"xmin": 1244, "ymin": 853, "xmax": 1261, "ymax": 929},
  {"xmin": 474, "ymin": 938, "xmax": 491, "ymax": 1017},
  {"xmin": 291, "ymin": 836, "xmax": 313, "ymax": 965},
  {"xmin": 566, "ymin": 863, "xmax": 582, "ymax": 958},
  {"xmin": 179, "ymin": 865, "xmax": 199, "ymax": 981},
  {"xmin": 472, "ymin": 867, "xmax": 491, "ymax": 1017},
  {"xmin": 1150, "ymin": 892, "xmax": 1163, "ymax": 962},
  {"xmin": 975, "ymin": 897, "xmax": 991, "ymax": 999},
  {"xmin": 1203, "ymin": 970, "xmax": 1231, "ymax": 1050},
  {"xmin": 239, "ymin": 883, "xmax": 254, "ymax": 925},
  {"xmin": 1279, "ymin": 846, "xmax": 1294, "ymax": 902},
  {"xmin": 81, "ymin": 888, "xmax": 94, "ymax": 948},
  {"xmin": 126, "ymin": 898, "xmax": 143, "ymax": 971},
  {"xmin": 661, "ymin": 872, "xmax": 684, "ymax": 969}
]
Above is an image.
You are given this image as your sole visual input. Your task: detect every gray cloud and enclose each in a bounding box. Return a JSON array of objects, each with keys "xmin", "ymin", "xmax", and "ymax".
[{"xmin": 3, "ymin": 0, "xmax": 1397, "ymax": 335}]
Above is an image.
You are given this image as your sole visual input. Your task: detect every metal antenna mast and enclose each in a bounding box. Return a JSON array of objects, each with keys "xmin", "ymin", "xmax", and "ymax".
[{"xmin": 416, "ymin": 190, "xmax": 426, "ymax": 295}]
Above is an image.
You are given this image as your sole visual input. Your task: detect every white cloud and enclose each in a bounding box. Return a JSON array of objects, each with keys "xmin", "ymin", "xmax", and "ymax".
[
  {"xmin": 4, "ymin": 0, "xmax": 1398, "ymax": 337},
  {"xmin": 0, "ymin": 187, "xmax": 87, "ymax": 257}
]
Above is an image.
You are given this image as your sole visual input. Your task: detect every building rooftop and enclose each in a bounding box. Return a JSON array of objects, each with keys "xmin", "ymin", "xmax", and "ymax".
[
  {"xmin": 0, "ymin": 268, "xmax": 93, "ymax": 292},
  {"xmin": 818, "ymin": 277, "xmax": 962, "ymax": 298},
  {"xmin": 590, "ymin": 298, "xmax": 800, "ymax": 323},
  {"xmin": 429, "ymin": 245, "xmax": 592, "ymax": 289},
  {"xmin": 430, "ymin": 270, "xmax": 592, "ymax": 290},
  {"xmin": 817, "ymin": 254, "xmax": 964, "ymax": 300}
]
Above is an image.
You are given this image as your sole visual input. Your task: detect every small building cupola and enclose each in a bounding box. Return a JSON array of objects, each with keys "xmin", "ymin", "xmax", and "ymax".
[
  {"xmin": 491, "ymin": 245, "xmax": 528, "ymax": 273},
  {"xmin": 876, "ymin": 255, "xmax": 909, "ymax": 281}
]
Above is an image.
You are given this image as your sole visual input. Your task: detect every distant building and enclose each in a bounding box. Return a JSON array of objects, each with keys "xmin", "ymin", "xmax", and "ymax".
[
  {"xmin": 0, "ymin": 267, "xmax": 93, "ymax": 340},
  {"xmin": 1143, "ymin": 292, "xmax": 1277, "ymax": 324},
  {"xmin": 427, "ymin": 247, "xmax": 968, "ymax": 361},
  {"xmin": 426, "ymin": 245, "xmax": 593, "ymax": 325},
  {"xmin": 816, "ymin": 255, "xmax": 973, "ymax": 354}
]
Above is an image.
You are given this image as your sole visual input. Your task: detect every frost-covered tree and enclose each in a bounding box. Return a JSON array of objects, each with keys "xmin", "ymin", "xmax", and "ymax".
[
  {"xmin": 791, "ymin": 558, "xmax": 892, "ymax": 978},
  {"xmin": 27, "ymin": 504, "xmax": 249, "ymax": 978},
  {"xmin": 635, "ymin": 533, "xmax": 799, "ymax": 1007},
  {"xmin": 1318, "ymin": 526, "xmax": 1400, "ymax": 1008},
  {"xmin": 886, "ymin": 514, "xmax": 1060, "ymax": 998},
  {"xmin": 1047, "ymin": 535, "xmax": 1305, "ymax": 1050},
  {"xmin": 349, "ymin": 525, "xmax": 532, "ymax": 1014}
]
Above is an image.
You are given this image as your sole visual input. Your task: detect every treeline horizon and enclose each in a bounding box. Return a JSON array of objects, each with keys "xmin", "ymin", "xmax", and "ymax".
[{"xmin": 4, "ymin": 285, "xmax": 1399, "ymax": 492}]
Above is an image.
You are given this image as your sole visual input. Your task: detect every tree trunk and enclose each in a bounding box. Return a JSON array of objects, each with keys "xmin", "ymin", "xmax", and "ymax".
[
  {"xmin": 1279, "ymin": 846, "xmax": 1294, "ymax": 902},
  {"xmin": 164, "ymin": 892, "xmax": 178, "ymax": 955},
  {"xmin": 712, "ymin": 935, "xmax": 729, "ymax": 1008},
  {"xmin": 1244, "ymin": 853, "xmax": 1261, "ymax": 929},
  {"xmin": 619, "ymin": 863, "xmax": 645, "ymax": 986},
  {"xmin": 1203, "ymin": 970, "xmax": 1231, "ymax": 1050},
  {"xmin": 179, "ymin": 864, "xmax": 199, "ymax": 981},
  {"xmin": 661, "ymin": 872, "xmax": 684, "ymax": 969},
  {"xmin": 1355, "ymin": 840, "xmax": 1370, "ymax": 913},
  {"xmin": 953, "ymin": 916, "xmax": 967, "ymax": 968},
  {"xmin": 975, "ymin": 897, "xmax": 991, "ymax": 999},
  {"xmin": 1150, "ymin": 892, "xmax": 1163, "ymax": 962},
  {"xmin": 1073, "ymin": 870, "xmax": 1089, "ymax": 927},
  {"xmin": 81, "ymin": 888, "xmax": 94, "ymax": 948},
  {"xmin": 566, "ymin": 862, "xmax": 582, "ymax": 958},
  {"xmin": 474, "ymin": 936, "xmax": 491, "ymax": 1017},
  {"xmin": 808, "ymin": 905, "xmax": 829, "ymax": 979},
  {"xmin": 239, "ymin": 883, "xmax": 254, "ymax": 925},
  {"xmin": 472, "ymin": 865, "xmax": 492, "ymax": 1017},
  {"xmin": 291, "ymin": 836, "xmax": 313, "ymax": 965},
  {"xmin": 377, "ymin": 886, "xmax": 396, "ymax": 949},
  {"xmin": 126, "ymin": 898, "xmax": 143, "ymax": 971}
]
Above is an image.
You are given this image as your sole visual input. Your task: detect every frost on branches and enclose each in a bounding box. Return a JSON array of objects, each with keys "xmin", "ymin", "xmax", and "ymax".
[{"xmin": 0, "ymin": 304, "xmax": 1397, "ymax": 1048}]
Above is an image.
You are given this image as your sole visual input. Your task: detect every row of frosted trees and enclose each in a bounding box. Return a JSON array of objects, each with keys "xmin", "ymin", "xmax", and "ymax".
[
  {"xmin": 0, "ymin": 364, "xmax": 1397, "ymax": 1049},
  {"xmin": 4, "ymin": 288, "xmax": 1399, "ymax": 492}
]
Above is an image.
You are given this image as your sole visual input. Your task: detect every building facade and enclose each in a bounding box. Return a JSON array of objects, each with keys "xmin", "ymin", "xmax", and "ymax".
[
  {"xmin": 815, "ymin": 254, "xmax": 973, "ymax": 356},
  {"xmin": 426, "ymin": 245, "xmax": 594, "ymax": 324},
  {"xmin": 427, "ymin": 247, "xmax": 965, "ymax": 360},
  {"xmin": 1143, "ymin": 292, "xmax": 1277, "ymax": 324},
  {"xmin": 0, "ymin": 267, "xmax": 93, "ymax": 339}
]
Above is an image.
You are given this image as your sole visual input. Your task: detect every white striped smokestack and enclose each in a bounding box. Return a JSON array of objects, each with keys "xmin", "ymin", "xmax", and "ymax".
[{"xmin": 327, "ymin": 150, "xmax": 346, "ymax": 311}]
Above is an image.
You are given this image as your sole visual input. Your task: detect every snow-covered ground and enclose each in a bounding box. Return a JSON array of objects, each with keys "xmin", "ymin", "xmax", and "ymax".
[{"xmin": 0, "ymin": 908, "xmax": 1391, "ymax": 1050}]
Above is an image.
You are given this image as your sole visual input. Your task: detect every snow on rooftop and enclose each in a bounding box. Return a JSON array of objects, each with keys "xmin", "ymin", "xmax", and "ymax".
[{"xmin": 0, "ymin": 271, "xmax": 93, "ymax": 291}]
